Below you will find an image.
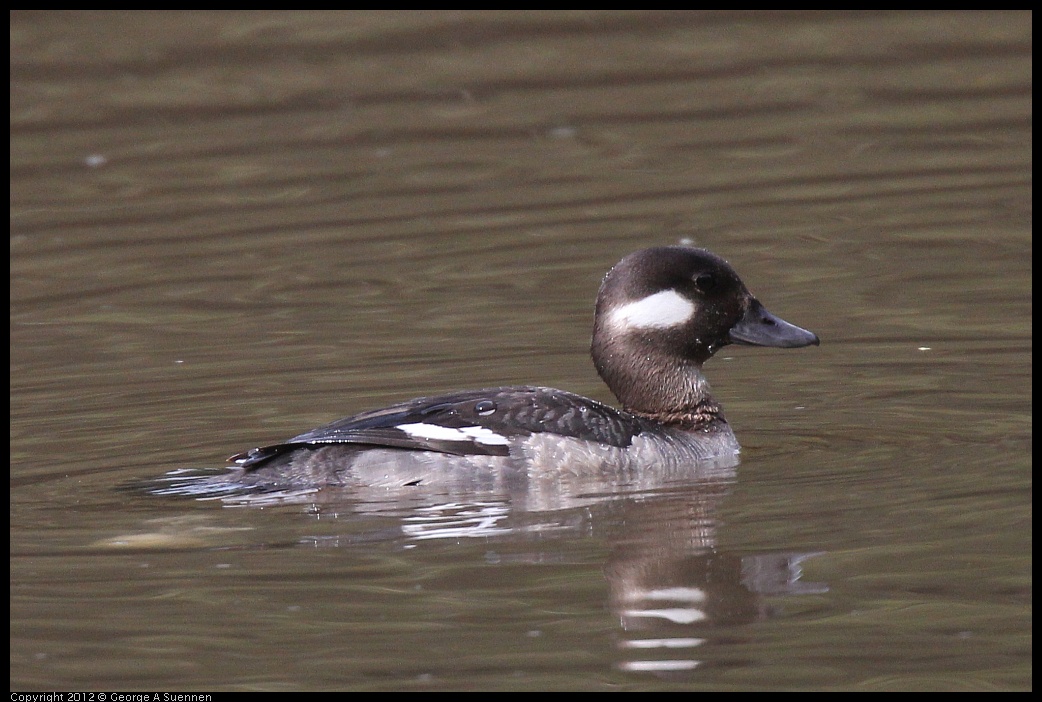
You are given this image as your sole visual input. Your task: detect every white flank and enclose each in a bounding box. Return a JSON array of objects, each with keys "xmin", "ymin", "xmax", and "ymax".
[
  {"xmin": 397, "ymin": 423, "xmax": 510, "ymax": 446},
  {"xmin": 609, "ymin": 289, "xmax": 695, "ymax": 330}
]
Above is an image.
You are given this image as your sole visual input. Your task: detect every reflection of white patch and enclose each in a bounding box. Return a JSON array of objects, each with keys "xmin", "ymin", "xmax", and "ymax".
[
  {"xmin": 643, "ymin": 586, "xmax": 707, "ymax": 602},
  {"xmin": 621, "ymin": 638, "xmax": 706, "ymax": 649},
  {"xmin": 622, "ymin": 607, "xmax": 707, "ymax": 624},
  {"xmin": 398, "ymin": 423, "xmax": 510, "ymax": 446},
  {"xmin": 609, "ymin": 290, "xmax": 695, "ymax": 330}
]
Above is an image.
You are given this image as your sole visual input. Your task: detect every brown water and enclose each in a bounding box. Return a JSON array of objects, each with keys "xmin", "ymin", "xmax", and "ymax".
[{"xmin": 11, "ymin": 11, "xmax": 1031, "ymax": 691}]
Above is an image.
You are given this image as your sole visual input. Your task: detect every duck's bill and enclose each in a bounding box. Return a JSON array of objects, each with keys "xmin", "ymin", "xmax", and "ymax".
[{"xmin": 728, "ymin": 299, "xmax": 820, "ymax": 348}]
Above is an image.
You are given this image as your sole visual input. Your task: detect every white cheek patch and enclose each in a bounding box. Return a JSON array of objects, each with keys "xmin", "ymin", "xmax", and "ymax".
[
  {"xmin": 397, "ymin": 423, "xmax": 510, "ymax": 446},
  {"xmin": 609, "ymin": 289, "xmax": 695, "ymax": 330}
]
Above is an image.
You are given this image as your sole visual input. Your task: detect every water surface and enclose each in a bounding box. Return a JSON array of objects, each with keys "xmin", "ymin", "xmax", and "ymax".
[{"xmin": 11, "ymin": 10, "xmax": 1031, "ymax": 691}]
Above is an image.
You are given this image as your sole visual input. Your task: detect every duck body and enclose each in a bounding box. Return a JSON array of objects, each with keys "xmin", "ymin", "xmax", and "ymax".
[{"xmin": 221, "ymin": 246, "xmax": 818, "ymax": 489}]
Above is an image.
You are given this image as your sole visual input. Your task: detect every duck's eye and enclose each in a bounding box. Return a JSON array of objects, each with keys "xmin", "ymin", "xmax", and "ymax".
[
  {"xmin": 474, "ymin": 400, "xmax": 496, "ymax": 416},
  {"xmin": 694, "ymin": 273, "xmax": 716, "ymax": 292}
]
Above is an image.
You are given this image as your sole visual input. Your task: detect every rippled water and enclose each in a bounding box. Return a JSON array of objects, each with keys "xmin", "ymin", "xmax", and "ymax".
[{"xmin": 11, "ymin": 11, "xmax": 1030, "ymax": 691}]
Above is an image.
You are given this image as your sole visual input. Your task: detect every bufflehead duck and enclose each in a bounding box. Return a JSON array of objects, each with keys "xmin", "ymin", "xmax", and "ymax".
[{"xmin": 223, "ymin": 246, "xmax": 818, "ymax": 489}]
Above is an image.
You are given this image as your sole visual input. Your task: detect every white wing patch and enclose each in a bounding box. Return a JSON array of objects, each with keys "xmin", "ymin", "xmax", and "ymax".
[
  {"xmin": 397, "ymin": 423, "xmax": 511, "ymax": 446},
  {"xmin": 609, "ymin": 290, "xmax": 695, "ymax": 330}
]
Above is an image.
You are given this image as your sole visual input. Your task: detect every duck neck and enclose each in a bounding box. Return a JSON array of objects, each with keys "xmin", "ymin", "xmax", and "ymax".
[{"xmin": 593, "ymin": 340, "xmax": 725, "ymax": 430}]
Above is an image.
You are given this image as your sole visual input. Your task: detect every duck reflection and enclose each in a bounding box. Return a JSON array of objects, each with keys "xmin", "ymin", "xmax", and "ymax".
[{"xmin": 144, "ymin": 460, "xmax": 826, "ymax": 677}]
